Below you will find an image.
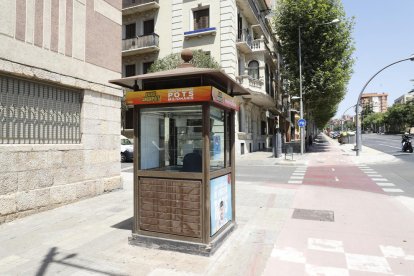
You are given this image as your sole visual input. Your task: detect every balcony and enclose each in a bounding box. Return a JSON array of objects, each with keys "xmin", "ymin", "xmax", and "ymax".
[
  {"xmin": 236, "ymin": 0, "xmax": 259, "ymax": 25},
  {"xmin": 122, "ymin": 0, "xmax": 160, "ymax": 15},
  {"xmin": 236, "ymin": 75, "xmax": 275, "ymax": 108},
  {"xmin": 122, "ymin": 33, "xmax": 159, "ymax": 56},
  {"xmin": 236, "ymin": 75, "xmax": 264, "ymax": 92},
  {"xmin": 236, "ymin": 30, "xmax": 252, "ymax": 54},
  {"xmin": 251, "ymin": 39, "xmax": 267, "ymax": 52}
]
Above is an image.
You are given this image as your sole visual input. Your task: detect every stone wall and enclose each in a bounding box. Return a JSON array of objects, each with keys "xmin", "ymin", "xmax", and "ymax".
[
  {"xmin": 0, "ymin": 0, "xmax": 122, "ymax": 224},
  {"xmin": 0, "ymin": 89, "xmax": 122, "ymax": 224}
]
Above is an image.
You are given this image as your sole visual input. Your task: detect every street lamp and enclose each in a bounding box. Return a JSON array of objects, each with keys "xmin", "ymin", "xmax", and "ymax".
[
  {"xmin": 355, "ymin": 54, "xmax": 414, "ymax": 156},
  {"xmin": 298, "ymin": 18, "xmax": 340, "ymax": 154},
  {"xmin": 341, "ymin": 104, "xmax": 357, "ymax": 131}
]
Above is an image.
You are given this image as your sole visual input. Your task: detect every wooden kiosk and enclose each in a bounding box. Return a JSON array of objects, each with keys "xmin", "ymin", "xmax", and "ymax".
[{"xmin": 110, "ymin": 51, "xmax": 250, "ymax": 256}]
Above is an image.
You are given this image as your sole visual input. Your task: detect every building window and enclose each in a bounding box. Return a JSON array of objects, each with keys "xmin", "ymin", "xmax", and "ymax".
[
  {"xmin": 143, "ymin": 19, "xmax": 154, "ymax": 35},
  {"xmin": 265, "ymin": 65, "xmax": 269, "ymax": 94},
  {"xmin": 270, "ymin": 72, "xmax": 275, "ymax": 98},
  {"xmin": 125, "ymin": 23, "xmax": 136, "ymax": 39},
  {"xmin": 248, "ymin": 60, "xmax": 259, "ymax": 80},
  {"xmin": 125, "ymin": 64, "xmax": 136, "ymax": 77},
  {"xmin": 261, "ymin": 121, "xmax": 267, "ymax": 135},
  {"xmin": 194, "ymin": 8, "xmax": 209, "ymax": 30},
  {"xmin": 241, "ymin": 143, "xmax": 245, "ymax": 155},
  {"xmin": 0, "ymin": 75, "xmax": 81, "ymax": 144},
  {"xmin": 238, "ymin": 108, "xmax": 243, "ymax": 132},
  {"xmin": 143, "ymin": 62, "xmax": 154, "ymax": 74}
]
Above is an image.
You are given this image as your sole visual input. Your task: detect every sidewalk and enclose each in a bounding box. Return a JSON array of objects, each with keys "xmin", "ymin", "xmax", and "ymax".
[{"xmin": 0, "ymin": 134, "xmax": 413, "ymax": 275}]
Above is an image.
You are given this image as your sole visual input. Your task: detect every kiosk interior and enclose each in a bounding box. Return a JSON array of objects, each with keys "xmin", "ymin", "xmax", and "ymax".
[{"xmin": 110, "ymin": 52, "xmax": 250, "ymax": 256}]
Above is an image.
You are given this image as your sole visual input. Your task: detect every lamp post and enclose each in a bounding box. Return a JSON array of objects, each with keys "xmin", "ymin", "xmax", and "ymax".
[
  {"xmin": 341, "ymin": 104, "xmax": 357, "ymax": 131},
  {"xmin": 297, "ymin": 18, "xmax": 340, "ymax": 154},
  {"xmin": 355, "ymin": 54, "xmax": 414, "ymax": 156}
]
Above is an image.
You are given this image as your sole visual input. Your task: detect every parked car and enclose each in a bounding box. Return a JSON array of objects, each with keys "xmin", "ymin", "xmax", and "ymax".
[{"xmin": 121, "ymin": 135, "xmax": 133, "ymax": 162}]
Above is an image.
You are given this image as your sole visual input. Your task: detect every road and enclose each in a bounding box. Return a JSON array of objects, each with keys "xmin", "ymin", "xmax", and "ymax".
[
  {"xmin": 362, "ymin": 133, "xmax": 414, "ymax": 163},
  {"xmin": 361, "ymin": 133, "xmax": 414, "ymax": 197}
]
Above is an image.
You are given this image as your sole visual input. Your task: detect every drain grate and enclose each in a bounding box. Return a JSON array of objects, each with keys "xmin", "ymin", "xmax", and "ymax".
[{"xmin": 292, "ymin": 208, "xmax": 334, "ymax": 222}]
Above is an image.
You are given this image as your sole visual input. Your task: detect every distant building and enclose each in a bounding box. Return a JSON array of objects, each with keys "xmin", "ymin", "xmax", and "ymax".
[
  {"xmin": 394, "ymin": 90, "xmax": 414, "ymax": 104},
  {"xmin": 361, "ymin": 93, "xmax": 388, "ymax": 113}
]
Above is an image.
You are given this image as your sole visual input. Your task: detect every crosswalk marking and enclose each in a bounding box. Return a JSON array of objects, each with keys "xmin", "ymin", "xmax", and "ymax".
[
  {"xmin": 382, "ymin": 188, "xmax": 404, "ymax": 193},
  {"xmin": 376, "ymin": 183, "xmax": 395, "ymax": 187},
  {"xmin": 372, "ymin": 178, "xmax": 388, "ymax": 182}
]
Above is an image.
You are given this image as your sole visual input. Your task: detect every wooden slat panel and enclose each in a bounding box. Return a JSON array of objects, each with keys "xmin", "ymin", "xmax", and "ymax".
[{"xmin": 139, "ymin": 178, "xmax": 202, "ymax": 238}]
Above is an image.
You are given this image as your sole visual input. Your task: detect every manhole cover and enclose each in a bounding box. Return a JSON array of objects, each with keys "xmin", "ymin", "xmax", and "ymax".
[{"xmin": 292, "ymin": 208, "xmax": 334, "ymax": 222}]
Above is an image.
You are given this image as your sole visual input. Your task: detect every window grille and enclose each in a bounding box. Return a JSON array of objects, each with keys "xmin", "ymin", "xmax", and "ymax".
[
  {"xmin": 0, "ymin": 75, "xmax": 82, "ymax": 144},
  {"xmin": 193, "ymin": 8, "xmax": 209, "ymax": 30}
]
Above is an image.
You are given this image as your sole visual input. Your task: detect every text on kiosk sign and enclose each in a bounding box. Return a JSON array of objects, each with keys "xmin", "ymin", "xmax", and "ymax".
[{"xmin": 125, "ymin": 86, "xmax": 239, "ymax": 110}]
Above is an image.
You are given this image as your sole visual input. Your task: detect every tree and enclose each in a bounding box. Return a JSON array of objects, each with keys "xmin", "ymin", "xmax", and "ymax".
[
  {"xmin": 383, "ymin": 103, "xmax": 414, "ymax": 133},
  {"xmin": 363, "ymin": 112, "xmax": 384, "ymax": 133},
  {"xmin": 272, "ymin": 0, "xmax": 355, "ymax": 128},
  {"xmin": 148, "ymin": 50, "xmax": 220, "ymax": 73}
]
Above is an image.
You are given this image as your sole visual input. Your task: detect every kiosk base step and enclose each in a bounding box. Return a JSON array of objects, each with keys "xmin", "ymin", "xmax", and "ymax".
[{"xmin": 129, "ymin": 222, "xmax": 236, "ymax": 256}]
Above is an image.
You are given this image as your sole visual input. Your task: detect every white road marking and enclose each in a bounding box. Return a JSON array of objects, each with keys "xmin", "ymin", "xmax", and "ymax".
[
  {"xmin": 345, "ymin": 254, "xmax": 392, "ymax": 274},
  {"xmin": 288, "ymin": 180, "xmax": 302, "ymax": 184},
  {"xmin": 376, "ymin": 183, "xmax": 395, "ymax": 187},
  {"xmin": 335, "ymin": 177, "xmax": 339, "ymax": 182},
  {"xmin": 291, "ymin": 176, "xmax": 304, "ymax": 179},
  {"xmin": 380, "ymin": 245, "xmax": 405, "ymax": 258},
  {"xmin": 367, "ymin": 174, "xmax": 381, "ymax": 177},
  {"xmin": 271, "ymin": 247, "xmax": 306, "ymax": 263},
  {"xmin": 378, "ymin": 143, "xmax": 401, "ymax": 149},
  {"xmin": 292, "ymin": 172, "xmax": 305, "ymax": 176},
  {"xmin": 372, "ymin": 178, "xmax": 388, "ymax": 182},
  {"xmin": 305, "ymin": 264, "xmax": 349, "ymax": 276},
  {"xmin": 383, "ymin": 188, "xmax": 404, "ymax": 193},
  {"xmin": 308, "ymin": 238, "xmax": 344, "ymax": 253}
]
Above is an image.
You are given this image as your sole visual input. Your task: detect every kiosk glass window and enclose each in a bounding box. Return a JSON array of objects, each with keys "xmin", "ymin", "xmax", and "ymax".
[
  {"xmin": 210, "ymin": 106, "xmax": 225, "ymax": 171},
  {"xmin": 140, "ymin": 105, "xmax": 203, "ymax": 172}
]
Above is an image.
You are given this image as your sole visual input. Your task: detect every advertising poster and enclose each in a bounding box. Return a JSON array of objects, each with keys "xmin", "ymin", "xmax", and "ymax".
[
  {"xmin": 212, "ymin": 135, "xmax": 221, "ymax": 160},
  {"xmin": 210, "ymin": 174, "xmax": 232, "ymax": 236}
]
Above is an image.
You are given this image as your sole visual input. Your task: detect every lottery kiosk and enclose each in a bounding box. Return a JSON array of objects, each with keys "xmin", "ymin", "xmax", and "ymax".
[{"xmin": 109, "ymin": 51, "xmax": 250, "ymax": 256}]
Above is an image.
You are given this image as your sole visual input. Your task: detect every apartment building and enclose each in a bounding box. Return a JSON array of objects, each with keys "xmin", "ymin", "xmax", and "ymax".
[
  {"xmin": 0, "ymin": 0, "xmax": 122, "ymax": 223},
  {"xmin": 361, "ymin": 93, "xmax": 388, "ymax": 113},
  {"xmin": 394, "ymin": 90, "xmax": 414, "ymax": 104},
  {"xmin": 121, "ymin": 0, "xmax": 284, "ymax": 156}
]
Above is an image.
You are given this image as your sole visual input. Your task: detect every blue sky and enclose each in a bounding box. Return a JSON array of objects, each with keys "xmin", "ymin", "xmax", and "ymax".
[{"xmin": 335, "ymin": 0, "xmax": 414, "ymax": 118}]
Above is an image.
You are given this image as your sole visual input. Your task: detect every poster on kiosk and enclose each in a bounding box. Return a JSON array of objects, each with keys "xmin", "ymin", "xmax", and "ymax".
[{"xmin": 210, "ymin": 174, "xmax": 232, "ymax": 236}]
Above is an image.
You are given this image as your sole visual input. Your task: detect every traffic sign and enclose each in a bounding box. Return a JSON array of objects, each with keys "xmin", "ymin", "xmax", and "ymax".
[{"xmin": 298, "ymin": 119, "xmax": 306, "ymax": 127}]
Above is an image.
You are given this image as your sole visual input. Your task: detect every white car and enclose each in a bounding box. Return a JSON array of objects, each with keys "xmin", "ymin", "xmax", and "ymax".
[{"xmin": 121, "ymin": 135, "xmax": 133, "ymax": 162}]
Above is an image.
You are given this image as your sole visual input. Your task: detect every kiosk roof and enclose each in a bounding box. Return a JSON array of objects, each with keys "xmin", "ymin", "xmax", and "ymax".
[{"xmin": 109, "ymin": 67, "xmax": 250, "ymax": 96}]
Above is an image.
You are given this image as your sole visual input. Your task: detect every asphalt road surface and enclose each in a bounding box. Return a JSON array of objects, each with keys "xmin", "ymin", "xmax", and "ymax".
[
  {"xmin": 362, "ymin": 133, "xmax": 414, "ymax": 163},
  {"xmin": 362, "ymin": 133, "xmax": 414, "ymax": 197}
]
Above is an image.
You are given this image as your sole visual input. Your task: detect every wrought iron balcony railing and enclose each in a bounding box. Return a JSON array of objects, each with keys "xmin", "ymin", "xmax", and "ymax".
[{"xmin": 122, "ymin": 33, "xmax": 159, "ymax": 52}]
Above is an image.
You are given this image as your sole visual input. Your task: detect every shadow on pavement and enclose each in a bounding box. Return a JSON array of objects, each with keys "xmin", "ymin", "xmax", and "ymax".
[
  {"xmin": 36, "ymin": 247, "xmax": 127, "ymax": 276},
  {"xmin": 307, "ymin": 136, "xmax": 331, "ymax": 153},
  {"xmin": 111, "ymin": 217, "xmax": 133, "ymax": 231}
]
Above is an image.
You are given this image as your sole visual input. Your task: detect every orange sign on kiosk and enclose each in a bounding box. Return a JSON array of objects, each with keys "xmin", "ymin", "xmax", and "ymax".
[{"xmin": 125, "ymin": 86, "xmax": 239, "ymax": 111}]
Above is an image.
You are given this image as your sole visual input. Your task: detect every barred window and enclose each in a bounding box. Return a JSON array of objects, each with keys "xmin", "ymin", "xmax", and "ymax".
[{"xmin": 0, "ymin": 75, "xmax": 82, "ymax": 144}]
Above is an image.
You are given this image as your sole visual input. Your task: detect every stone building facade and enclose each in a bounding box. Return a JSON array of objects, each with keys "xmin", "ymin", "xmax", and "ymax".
[
  {"xmin": 120, "ymin": 0, "xmax": 285, "ymax": 156},
  {"xmin": 361, "ymin": 93, "xmax": 388, "ymax": 113},
  {"xmin": 0, "ymin": 0, "xmax": 123, "ymax": 223}
]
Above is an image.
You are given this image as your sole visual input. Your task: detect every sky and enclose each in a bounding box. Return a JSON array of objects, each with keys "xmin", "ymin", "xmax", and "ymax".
[{"xmin": 335, "ymin": 0, "xmax": 414, "ymax": 118}]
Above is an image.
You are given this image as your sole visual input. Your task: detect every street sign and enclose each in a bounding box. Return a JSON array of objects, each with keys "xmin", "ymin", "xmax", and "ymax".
[{"xmin": 298, "ymin": 118, "xmax": 306, "ymax": 128}]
